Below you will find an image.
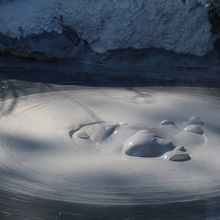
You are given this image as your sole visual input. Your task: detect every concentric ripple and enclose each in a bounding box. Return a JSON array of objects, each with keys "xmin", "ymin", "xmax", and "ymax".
[{"xmin": 0, "ymin": 88, "xmax": 220, "ymax": 205}]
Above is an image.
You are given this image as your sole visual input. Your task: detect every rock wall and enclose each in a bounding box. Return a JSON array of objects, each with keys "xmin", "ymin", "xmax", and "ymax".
[{"xmin": 0, "ymin": 0, "xmax": 214, "ymax": 57}]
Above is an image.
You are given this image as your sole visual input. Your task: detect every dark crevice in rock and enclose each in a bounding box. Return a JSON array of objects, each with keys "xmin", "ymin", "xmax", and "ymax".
[
  {"xmin": 0, "ymin": 33, "xmax": 16, "ymax": 47},
  {"xmin": 209, "ymin": 3, "xmax": 220, "ymax": 34},
  {"xmin": 0, "ymin": 28, "xmax": 94, "ymax": 61},
  {"xmin": 208, "ymin": 2, "xmax": 220, "ymax": 59},
  {"xmin": 215, "ymin": 38, "xmax": 220, "ymax": 58},
  {"xmin": 63, "ymin": 26, "xmax": 80, "ymax": 46}
]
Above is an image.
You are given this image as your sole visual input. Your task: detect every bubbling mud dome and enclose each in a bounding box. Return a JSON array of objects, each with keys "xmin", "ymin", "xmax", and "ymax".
[{"xmin": 0, "ymin": 87, "xmax": 220, "ymax": 205}]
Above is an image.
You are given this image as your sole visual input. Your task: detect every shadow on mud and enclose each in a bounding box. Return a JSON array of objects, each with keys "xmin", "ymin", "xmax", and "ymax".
[{"xmin": 0, "ymin": 188, "xmax": 219, "ymax": 220}]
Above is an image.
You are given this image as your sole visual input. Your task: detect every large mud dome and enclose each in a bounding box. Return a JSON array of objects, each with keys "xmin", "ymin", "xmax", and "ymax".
[{"xmin": 0, "ymin": 87, "xmax": 220, "ymax": 205}]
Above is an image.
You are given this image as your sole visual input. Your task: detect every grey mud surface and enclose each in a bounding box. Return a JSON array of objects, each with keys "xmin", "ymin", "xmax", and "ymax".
[{"xmin": 0, "ymin": 57, "xmax": 220, "ymax": 220}]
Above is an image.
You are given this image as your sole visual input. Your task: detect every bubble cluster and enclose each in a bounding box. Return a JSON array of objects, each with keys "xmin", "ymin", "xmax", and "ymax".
[{"xmin": 71, "ymin": 115, "xmax": 206, "ymax": 162}]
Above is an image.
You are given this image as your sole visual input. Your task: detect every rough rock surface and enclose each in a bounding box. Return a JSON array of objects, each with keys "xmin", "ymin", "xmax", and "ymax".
[{"xmin": 0, "ymin": 0, "xmax": 213, "ymax": 56}]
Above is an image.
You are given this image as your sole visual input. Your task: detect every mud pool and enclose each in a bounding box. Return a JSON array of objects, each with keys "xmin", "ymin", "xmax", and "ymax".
[{"xmin": 0, "ymin": 86, "xmax": 220, "ymax": 209}]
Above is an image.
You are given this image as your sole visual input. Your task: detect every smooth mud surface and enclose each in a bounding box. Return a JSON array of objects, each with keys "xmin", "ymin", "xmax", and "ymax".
[{"xmin": 0, "ymin": 84, "xmax": 220, "ymax": 219}]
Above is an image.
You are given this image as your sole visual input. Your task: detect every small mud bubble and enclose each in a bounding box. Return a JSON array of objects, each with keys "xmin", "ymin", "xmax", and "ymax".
[
  {"xmin": 163, "ymin": 151, "xmax": 191, "ymax": 162},
  {"xmin": 119, "ymin": 121, "xmax": 128, "ymax": 127},
  {"xmin": 184, "ymin": 125, "xmax": 203, "ymax": 135},
  {"xmin": 176, "ymin": 146, "xmax": 187, "ymax": 152},
  {"xmin": 188, "ymin": 116, "xmax": 203, "ymax": 125},
  {"xmin": 77, "ymin": 131, "xmax": 90, "ymax": 139},
  {"xmin": 160, "ymin": 120, "xmax": 176, "ymax": 127}
]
